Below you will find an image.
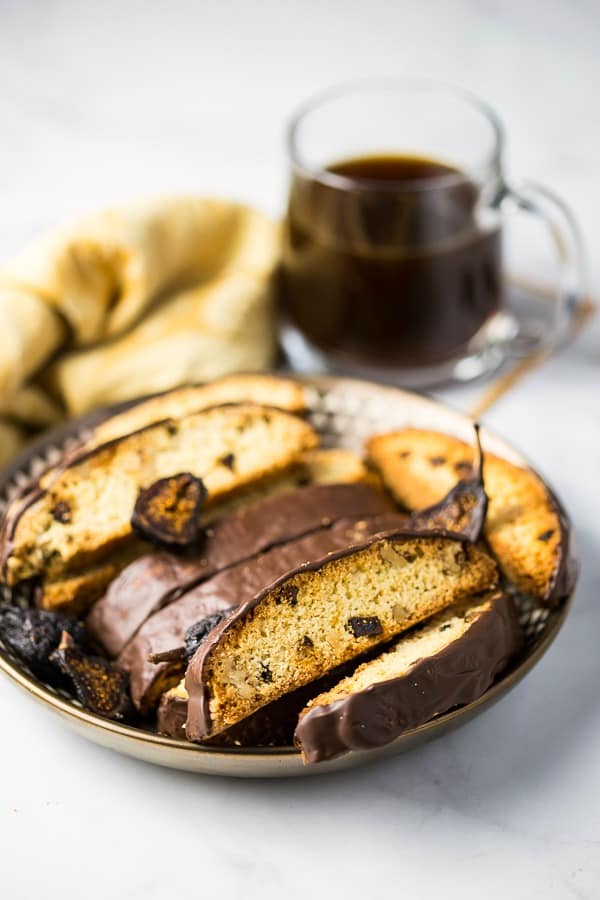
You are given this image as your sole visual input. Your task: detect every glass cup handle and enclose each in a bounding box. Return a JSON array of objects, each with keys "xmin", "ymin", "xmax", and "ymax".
[{"xmin": 499, "ymin": 180, "xmax": 586, "ymax": 354}]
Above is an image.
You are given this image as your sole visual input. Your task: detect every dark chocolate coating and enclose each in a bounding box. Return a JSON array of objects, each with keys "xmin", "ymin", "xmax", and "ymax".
[
  {"xmin": 294, "ymin": 592, "xmax": 523, "ymax": 764},
  {"xmin": 120, "ymin": 513, "xmax": 407, "ymax": 713},
  {"xmin": 185, "ymin": 528, "xmax": 487, "ymax": 742},
  {"xmin": 88, "ymin": 483, "xmax": 393, "ymax": 656}
]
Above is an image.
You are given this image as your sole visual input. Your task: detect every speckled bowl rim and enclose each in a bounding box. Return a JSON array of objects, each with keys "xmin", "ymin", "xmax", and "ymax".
[{"xmin": 0, "ymin": 375, "xmax": 576, "ymax": 777}]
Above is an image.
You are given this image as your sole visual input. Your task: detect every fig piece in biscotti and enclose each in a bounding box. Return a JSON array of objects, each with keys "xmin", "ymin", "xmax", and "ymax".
[
  {"xmin": 131, "ymin": 473, "xmax": 207, "ymax": 550},
  {"xmin": 407, "ymin": 425, "xmax": 487, "ymax": 542},
  {"xmin": 1, "ymin": 404, "xmax": 318, "ymax": 585},
  {"xmin": 295, "ymin": 591, "xmax": 523, "ymax": 764},
  {"xmin": 367, "ymin": 428, "xmax": 577, "ymax": 606},
  {"xmin": 184, "ymin": 532, "xmax": 498, "ymax": 741}
]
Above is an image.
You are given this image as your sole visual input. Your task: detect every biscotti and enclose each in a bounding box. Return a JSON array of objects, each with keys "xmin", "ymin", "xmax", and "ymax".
[
  {"xmin": 87, "ymin": 374, "xmax": 312, "ymax": 449},
  {"xmin": 36, "ymin": 447, "xmax": 371, "ymax": 615},
  {"xmin": 88, "ymin": 482, "xmax": 394, "ymax": 656},
  {"xmin": 119, "ymin": 514, "xmax": 408, "ymax": 714},
  {"xmin": 367, "ymin": 429, "xmax": 576, "ymax": 605},
  {"xmin": 295, "ymin": 591, "xmax": 522, "ymax": 763},
  {"xmin": 185, "ymin": 533, "xmax": 498, "ymax": 740},
  {"xmin": 39, "ymin": 449, "xmax": 371, "ymax": 617},
  {"xmin": 1, "ymin": 404, "xmax": 318, "ymax": 585}
]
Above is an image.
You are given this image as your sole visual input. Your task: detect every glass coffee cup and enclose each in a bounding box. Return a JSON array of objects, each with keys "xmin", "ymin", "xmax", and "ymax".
[{"xmin": 277, "ymin": 79, "xmax": 584, "ymax": 387}]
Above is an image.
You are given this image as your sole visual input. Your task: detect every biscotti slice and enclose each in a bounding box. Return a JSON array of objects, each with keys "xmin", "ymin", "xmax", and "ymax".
[
  {"xmin": 86, "ymin": 374, "xmax": 311, "ymax": 449},
  {"xmin": 2, "ymin": 404, "xmax": 318, "ymax": 585},
  {"xmin": 88, "ymin": 482, "xmax": 393, "ymax": 657},
  {"xmin": 36, "ymin": 448, "xmax": 372, "ymax": 618},
  {"xmin": 119, "ymin": 514, "xmax": 407, "ymax": 713},
  {"xmin": 185, "ymin": 533, "xmax": 497, "ymax": 740},
  {"xmin": 35, "ymin": 541, "xmax": 149, "ymax": 615},
  {"xmin": 195, "ymin": 447, "xmax": 372, "ymax": 525},
  {"xmin": 157, "ymin": 666, "xmax": 360, "ymax": 746},
  {"xmin": 367, "ymin": 429, "xmax": 576, "ymax": 606},
  {"xmin": 295, "ymin": 591, "xmax": 522, "ymax": 763}
]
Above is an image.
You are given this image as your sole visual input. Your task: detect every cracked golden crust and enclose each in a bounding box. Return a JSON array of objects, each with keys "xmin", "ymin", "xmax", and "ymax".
[{"xmin": 367, "ymin": 428, "xmax": 572, "ymax": 604}]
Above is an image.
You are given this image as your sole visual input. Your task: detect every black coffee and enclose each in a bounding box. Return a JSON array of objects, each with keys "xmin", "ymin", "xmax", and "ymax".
[{"xmin": 278, "ymin": 154, "xmax": 502, "ymax": 368}]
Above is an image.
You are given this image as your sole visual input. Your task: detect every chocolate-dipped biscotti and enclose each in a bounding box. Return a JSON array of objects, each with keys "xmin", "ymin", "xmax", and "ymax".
[
  {"xmin": 185, "ymin": 532, "xmax": 497, "ymax": 741},
  {"xmin": 367, "ymin": 428, "xmax": 577, "ymax": 606},
  {"xmin": 88, "ymin": 482, "xmax": 394, "ymax": 657},
  {"xmin": 295, "ymin": 591, "xmax": 522, "ymax": 763},
  {"xmin": 0, "ymin": 373, "xmax": 574, "ymax": 768},
  {"xmin": 119, "ymin": 513, "xmax": 407, "ymax": 714}
]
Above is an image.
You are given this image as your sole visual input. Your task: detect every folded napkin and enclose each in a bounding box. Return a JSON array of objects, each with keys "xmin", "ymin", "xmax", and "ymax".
[{"xmin": 0, "ymin": 196, "xmax": 280, "ymax": 466}]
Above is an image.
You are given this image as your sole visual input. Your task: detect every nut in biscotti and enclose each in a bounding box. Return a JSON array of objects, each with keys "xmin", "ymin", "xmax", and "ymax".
[
  {"xmin": 185, "ymin": 532, "xmax": 498, "ymax": 741},
  {"xmin": 1, "ymin": 404, "xmax": 318, "ymax": 585}
]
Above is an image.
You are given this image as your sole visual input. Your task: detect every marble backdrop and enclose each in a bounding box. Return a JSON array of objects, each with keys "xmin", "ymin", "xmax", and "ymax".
[{"xmin": 0, "ymin": 2, "xmax": 598, "ymax": 898}]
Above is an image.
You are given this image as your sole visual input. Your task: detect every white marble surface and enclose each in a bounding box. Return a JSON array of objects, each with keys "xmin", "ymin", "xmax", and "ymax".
[{"xmin": 1, "ymin": 2, "xmax": 599, "ymax": 897}]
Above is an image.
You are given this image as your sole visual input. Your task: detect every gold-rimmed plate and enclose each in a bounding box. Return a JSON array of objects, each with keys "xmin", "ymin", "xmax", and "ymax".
[{"xmin": 0, "ymin": 376, "xmax": 576, "ymax": 777}]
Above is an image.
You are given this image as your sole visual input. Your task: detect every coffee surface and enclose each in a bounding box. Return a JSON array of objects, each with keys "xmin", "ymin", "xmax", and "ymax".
[{"xmin": 278, "ymin": 154, "xmax": 502, "ymax": 368}]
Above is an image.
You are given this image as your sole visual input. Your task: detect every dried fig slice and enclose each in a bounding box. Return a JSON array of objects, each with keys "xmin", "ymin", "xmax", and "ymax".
[
  {"xmin": 51, "ymin": 631, "xmax": 130, "ymax": 720},
  {"xmin": 131, "ymin": 473, "xmax": 207, "ymax": 551},
  {"xmin": 407, "ymin": 425, "xmax": 488, "ymax": 542},
  {"xmin": 0, "ymin": 604, "xmax": 86, "ymax": 679}
]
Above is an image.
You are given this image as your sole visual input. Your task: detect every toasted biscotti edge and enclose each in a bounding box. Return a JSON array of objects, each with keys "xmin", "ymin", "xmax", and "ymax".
[
  {"xmin": 1, "ymin": 404, "xmax": 318, "ymax": 585},
  {"xmin": 88, "ymin": 374, "xmax": 312, "ymax": 448},
  {"xmin": 185, "ymin": 532, "xmax": 498, "ymax": 740},
  {"xmin": 366, "ymin": 429, "xmax": 577, "ymax": 606},
  {"xmin": 294, "ymin": 591, "xmax": 523, "ymax": 763},
  {"xmin": 35, "ymin": 542, "xmax": 148, "ymax": 615}
]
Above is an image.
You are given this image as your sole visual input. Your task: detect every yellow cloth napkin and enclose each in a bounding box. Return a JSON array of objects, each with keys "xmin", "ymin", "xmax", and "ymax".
[{"xmin": 0, "ymin": 196, "xmax": 280, "ymax": 466}]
